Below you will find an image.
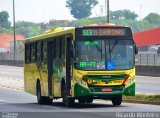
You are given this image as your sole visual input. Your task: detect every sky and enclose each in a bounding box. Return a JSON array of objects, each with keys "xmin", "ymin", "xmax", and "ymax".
[{"xmin": 0, "ymin": 0, "xmax": 160, "ymax": 23}]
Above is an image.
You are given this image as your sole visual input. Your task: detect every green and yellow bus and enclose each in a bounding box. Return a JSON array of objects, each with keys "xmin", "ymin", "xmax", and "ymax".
[{"xmin": 24, "ymin": 24, "xmax": 138, "ymax": 106}]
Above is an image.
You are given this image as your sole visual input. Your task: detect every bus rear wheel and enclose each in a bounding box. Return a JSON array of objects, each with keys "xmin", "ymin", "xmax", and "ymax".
[
  {"xmin": 111, "ymin": 95, "xmax": 122, "ymax": 106},
  {"xmin": 36, "ymin": 82, "xmax": 46, "ymax": 104},
  {"xmin": 37, "ymin": 82, "xmax": 53, "ymax": 104}
]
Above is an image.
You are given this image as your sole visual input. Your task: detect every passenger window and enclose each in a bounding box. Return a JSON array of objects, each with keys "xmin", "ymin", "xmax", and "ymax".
[
  {"xmin": 31, "ymin": 43, "xmax": 37, "ymax": 62},
  {"xmin": 53, "ymin": 40, "xmax": 56, "ymax": 59},
  {"xmin": 55, "ymin": 39, "xmax": 60, "ymax": 59},
  {"xmin": 37, "ymin": 42, "xmax": 42, "ymax": 61},
  {"xmin": 43, "ymin": 41, "xmax": 47, "ymax": 60},
  {"xmin": 25, "ymin": 44, "xmax": 31, "ymax": 63},
  {"xmin": 61, "ymin": 37, "xmax": 65, "ymax": 59}
]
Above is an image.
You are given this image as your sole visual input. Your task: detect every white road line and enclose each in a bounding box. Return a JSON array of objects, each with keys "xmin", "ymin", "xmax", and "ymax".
[
  {"xmin": 42, "ymin": 105, "xmax": 57, "ymax": 109},
  {"xmin": 0, "ymin": 99, "xmax": 17, "ymax": 103},
  {"xmin": 0, "ymin": 86, "xmax": 24, "ymax": 92}
]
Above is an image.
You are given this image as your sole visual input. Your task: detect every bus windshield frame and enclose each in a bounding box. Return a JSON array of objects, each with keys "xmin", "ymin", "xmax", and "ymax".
[{"xmin": 75, "ymin": 27, "xmax": 135, "ymax": 71}]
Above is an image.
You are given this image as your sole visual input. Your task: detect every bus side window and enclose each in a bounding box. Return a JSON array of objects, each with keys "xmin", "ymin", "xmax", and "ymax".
[
  {"xmin": 25, "ymin": 44, "xmax": 31, "ymax": 63},
  {"xmin": 53, "ymin": 39, "xmax": 56, "ymax": 59},
  {"xmin": 55, "ymin": 38, "xmax": 60, "ymax": 59},
  {"xmin": 37, "ymin": 41, "xmax": 42, "ymax": 61},
  {"xmin": 43, "ymin": 41, "xmax": 47, "ymax": 60},
  {"xmin": 61, "ymin": 37, "xmax": 65, "ymax": 59},
  {"xmin": 31, "ymin": 43, "xmax": 37, "ymax": 62},
  {"xmin": 59, "ymin": 37, "xmax": 62, "ymax": 59}
]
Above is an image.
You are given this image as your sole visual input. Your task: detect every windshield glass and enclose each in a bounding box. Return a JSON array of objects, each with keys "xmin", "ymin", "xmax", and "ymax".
[{"xmin": 75, "ymin": 39, "xmax": 134, "ymax": 70}]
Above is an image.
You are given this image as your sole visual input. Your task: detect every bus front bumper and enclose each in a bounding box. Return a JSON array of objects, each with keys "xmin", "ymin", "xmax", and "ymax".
[{"xmin": 73, "ymin": 83, "xmax": 124, "ymax": 98}]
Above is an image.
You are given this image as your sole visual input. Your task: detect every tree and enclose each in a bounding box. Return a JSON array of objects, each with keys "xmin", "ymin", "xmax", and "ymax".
[
  {"xmin": 123, "ymin": 10, "xmax": 138, "ymax": 20},
  {"xmin": 144, "ymin": 13, "xmax": 160, "ymax": 24},
  {"xmin": 0, "ymin": 11, "xmax": 11, "ymax": 28},
  {"xmin": 110, "ymin": 9, "xmax": 138, "ymax": 20},
  {"xmin": 66, "ymin": 0, "xmax": 98, "ymax": 19},
  {"xmin": 15, "ymin": 21, "xmax": 37, "ymax": 28},
  {"xmin": 110, "ymin": 10, "xmax": 124, "ymax": 20}
]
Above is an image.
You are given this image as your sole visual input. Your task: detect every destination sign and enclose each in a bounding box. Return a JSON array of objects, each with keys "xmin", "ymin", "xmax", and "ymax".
[{"xmin": 82, "ymin": 28, "xmax": 126, "ymax": 36}]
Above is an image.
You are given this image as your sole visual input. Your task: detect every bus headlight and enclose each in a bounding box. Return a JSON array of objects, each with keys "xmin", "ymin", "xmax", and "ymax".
[
  {"xmin": 75, "ymin": 78, "xmax": 87, "ymax": 86},
  {"xmin": 82, "ymin": 80, "xmax": 87, "ymax": 86},
  {"xmin": 75, "ymin": 78, "xmax": 81, "ymax": 84}
]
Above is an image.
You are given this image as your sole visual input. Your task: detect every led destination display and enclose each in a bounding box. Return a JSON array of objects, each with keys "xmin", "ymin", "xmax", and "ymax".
[{"xmin": 82, "ymin": 28, "xmax": 126, "ymax": 36}]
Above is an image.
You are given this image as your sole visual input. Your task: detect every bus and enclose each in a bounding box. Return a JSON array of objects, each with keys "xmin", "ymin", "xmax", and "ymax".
[{"xmin": 24, "ymin": 24, "xmax": 138, "ymax": 106}]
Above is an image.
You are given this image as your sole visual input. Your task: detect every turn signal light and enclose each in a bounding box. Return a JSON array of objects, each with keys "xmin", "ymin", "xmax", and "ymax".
[
  {"xmin": 122, "ymin": 75, "xmax": 130, "ymax": 85},
  {"xmin": 87, "ymin": 78, "xmax": 93, "ymax": 85}
]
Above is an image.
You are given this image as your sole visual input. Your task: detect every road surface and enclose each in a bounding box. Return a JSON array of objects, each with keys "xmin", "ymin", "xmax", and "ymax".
[
  {"xmin": 0, "ymin": 65, "xmax": 23, "ymax": 79},
  {"xmin": 0, "ymin": 87, "xmax": 160, "ymax": 118}
]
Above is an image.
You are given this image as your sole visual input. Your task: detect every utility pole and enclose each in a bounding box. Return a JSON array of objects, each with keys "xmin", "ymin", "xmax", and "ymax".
[
  {"xmin": 107, "ymin": 0, "xmax": 109, "ymax": 23},
  {"xmin": 105, "ymin": 0, "xmax": 110, "ymax": 23},
  {"xmin": 140, "ymin": 4, "xmax": 143, "ymax": 21},
  {"xmin": 13, "ymin": 0, "xmax": 16, "ymax": 61}
]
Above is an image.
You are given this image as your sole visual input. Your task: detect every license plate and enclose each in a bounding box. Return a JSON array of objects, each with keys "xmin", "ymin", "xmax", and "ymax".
[{"xmin": 102, "ymin": 88, "xmax": 112, "ymax": 92}]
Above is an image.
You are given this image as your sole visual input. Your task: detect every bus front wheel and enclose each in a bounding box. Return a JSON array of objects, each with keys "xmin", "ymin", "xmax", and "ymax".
[
  {"xmin": 111, "ymin": 95, "xmax": 122, "ymax": 106},
  {"xmin": 86, "ymin": 98, "xmax": 93, "ymax": 103}
]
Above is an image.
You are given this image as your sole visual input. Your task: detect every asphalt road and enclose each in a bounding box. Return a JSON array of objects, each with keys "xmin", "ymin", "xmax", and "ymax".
[
  {"xmin": 136, "ymin": 76, "xmax": 160, "ymax": 94},
  {"xmin": 0, "ymin": 87, "xmax": 160, "ymax": 118},
  {"xmin": 0, "ymin": 65, "xmax": 23, "ymax": 79}
]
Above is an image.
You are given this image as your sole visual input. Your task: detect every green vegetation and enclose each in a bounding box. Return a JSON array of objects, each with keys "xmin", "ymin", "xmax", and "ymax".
[
  {"xmin": 0, "ymin": 11, "xmax": 11, "ymax": 28},
  {"xmin": 0, "ymin": 10, "xmax": 160, "ymax": 38},
  {"xmin": 66, "ymin": 0, "xmax": 98, "ymax": 19},
  {"xmin": 123, "ymin": 94, "xmax": 160, "ymax": 105},
  {"xmin": 110, "ymin": 9, "xmax": 138, "ymax": 20}
]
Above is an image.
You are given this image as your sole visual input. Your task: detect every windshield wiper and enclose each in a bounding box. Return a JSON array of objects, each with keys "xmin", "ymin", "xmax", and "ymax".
[{"xmin": 110, "ymin": 40, "xmax": 119, "ymax": 53}]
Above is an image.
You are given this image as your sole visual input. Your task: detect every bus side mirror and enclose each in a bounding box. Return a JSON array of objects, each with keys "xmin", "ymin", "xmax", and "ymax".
[{"xmin": 134, "ymin": 43, "xmax": 138, "ymax": 54}]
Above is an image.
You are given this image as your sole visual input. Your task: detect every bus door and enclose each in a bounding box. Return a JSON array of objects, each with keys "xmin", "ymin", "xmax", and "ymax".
[
  {"xmin": 66, "ymin": 35, "xmax": 73, "ymax": 96},
  {"xmin": 47, "ymin": 40, "xmax": 54, "ymax": 96}
]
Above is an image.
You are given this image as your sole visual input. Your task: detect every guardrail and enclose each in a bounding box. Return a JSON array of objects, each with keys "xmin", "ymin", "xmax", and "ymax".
[
  {"xmin": 135, "ymin": 53, "xmax": 160, "ymax": 66},
  {"xmin": 0, "ymin": 52, "xmax": 160, "ymax": 76},
  {"xmin": 0, "ymin": 52, "xmax": 24, "ymax": 66}
]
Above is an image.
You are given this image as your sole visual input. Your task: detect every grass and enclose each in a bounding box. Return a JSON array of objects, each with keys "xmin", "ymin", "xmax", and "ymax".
[{"xmin": 123, "ymin": 94, "xmax": 160, "ymax": 105}]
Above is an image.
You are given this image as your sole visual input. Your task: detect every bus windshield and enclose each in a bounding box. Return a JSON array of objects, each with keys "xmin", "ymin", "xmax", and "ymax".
[{"xmin": 75, "ymin": 39, "xmax": 134, "ymax": 70}]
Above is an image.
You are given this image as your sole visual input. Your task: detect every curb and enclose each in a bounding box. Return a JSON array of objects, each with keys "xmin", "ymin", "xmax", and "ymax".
[{"xmin": 123, "ymin": 99, "xmax": 160, "ymax": 105}]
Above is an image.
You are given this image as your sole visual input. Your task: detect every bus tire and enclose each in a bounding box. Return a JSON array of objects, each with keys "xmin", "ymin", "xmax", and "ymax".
[
  {"xmin": 45, "ymin": 97, "xmax": 53, "ymax": 104},
  {"xmin": 111, "ymin": 95, "xmax": 122, "ymax": 106},
  {"xmin": 36, "ymin": 82, "xmax": 45, "ymax": 104},
  {"xmin": 86, "ymin": 98, "xmax": 93, "ymax": 103},
  {"xmin": 78, "ymin": 98, "xmax": 85, "ymax": 104}
]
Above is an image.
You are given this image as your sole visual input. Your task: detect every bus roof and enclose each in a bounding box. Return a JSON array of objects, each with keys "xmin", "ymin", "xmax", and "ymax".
[
  {"xmin": 83, "ymin": 23, "xmax": 129, "ymax": 28},
  {"xmin": 25, "ymin": 27, "xmax": 75, "ymax": 43}
]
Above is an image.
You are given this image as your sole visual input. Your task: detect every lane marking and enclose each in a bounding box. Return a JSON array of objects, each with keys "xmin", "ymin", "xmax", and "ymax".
[
  {"xmin": 0, "ymin": 99, "xmax": 17, "ymax": 104},
  {"xmin": 0, "ymin": 86, "xmax": 24, "ymax": 92},
  {"xmin": 42, "ymin": 105, "xmax": 57, "ymax": 109}
]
